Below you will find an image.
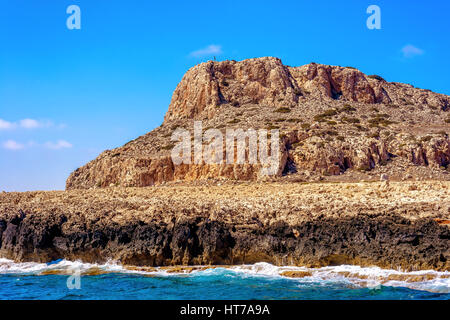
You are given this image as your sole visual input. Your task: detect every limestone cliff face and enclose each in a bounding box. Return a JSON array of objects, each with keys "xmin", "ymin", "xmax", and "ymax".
[
  {"xmin": 66, "ymin": 57, "xmax": 450, "ymax": 190},
  {"xmin": 165, "ymin": 57, "xmax": 448, "ymax": 121}
]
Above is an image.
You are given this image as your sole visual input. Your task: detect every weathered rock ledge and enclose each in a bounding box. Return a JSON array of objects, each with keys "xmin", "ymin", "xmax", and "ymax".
[{"xmin": 1, "ymin": 181, "xmax": 449, "ymax": 271}]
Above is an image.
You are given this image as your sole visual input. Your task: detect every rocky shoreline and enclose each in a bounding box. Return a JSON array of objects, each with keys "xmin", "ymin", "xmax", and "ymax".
[{"xmin": 1, "ymin": 181, "xmax": 448, "ymax": 271}]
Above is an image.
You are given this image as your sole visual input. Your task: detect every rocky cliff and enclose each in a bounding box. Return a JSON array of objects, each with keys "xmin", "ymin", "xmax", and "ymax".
[
  {"xmin": 66, "ymin": 57, "xmax": 450, "ymax": 189},
  {"xmin": 1, "ymin": 181, "xmax": 449, "ymax": 271}
]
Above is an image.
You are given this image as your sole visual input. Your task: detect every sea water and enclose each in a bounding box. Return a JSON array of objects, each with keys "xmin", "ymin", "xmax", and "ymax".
[{"xmin": 0, "ymin": 259, "xmax": 448, "ymax": 300}]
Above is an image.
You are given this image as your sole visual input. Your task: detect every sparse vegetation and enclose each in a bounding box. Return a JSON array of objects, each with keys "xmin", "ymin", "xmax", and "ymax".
[
  {"xmin": 274, "ymin": 107, "xmax": 291, "ymax": 113},
  {"xmin": 161, "ymin": 144, "xmax": 175, "ymax": 150},
  {"xmin": 339, "ymin": 104, "xmax": 356, "ymax": 113},
  {"xmin": 367, "ymin": 75, "xmax": 385, "ymax": 82},
  {"xmin": 354, "ymin": 124, "xmax": 368, "ymax": 132},
  {"xmin": 341, "ymin": 116, "xmax": 360, "ymax": 124},
  {"xmin": 286, "ymin": 118, "xmax": 302, "ymax": 123},
  {"xmin": 323, "ymin": 130, "xmax": 338, "ymax": 136},
  {"xmin": 368, "ymin": 114, "xmax": 395, "ymax": 127},
  {"xmin": 301, "ymin": 123, "xmax": 311, "ymax": 130},
  {"xmin": 314, "ymin": 109, "xmax": 339, "ymax": 122},
  {"xmin": 368, "ymin": 132, "xmax": 380, "ymax": 139}
]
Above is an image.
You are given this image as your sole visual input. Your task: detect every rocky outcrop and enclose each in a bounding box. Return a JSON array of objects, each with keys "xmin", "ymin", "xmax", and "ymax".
[
  {"xmin": 66, "ymin": 57, "xmax": 450, "ymax": 189},
  {"xmin": 1, "ymin": 182, "xmax": 449, "ymax": 270},
  {"xmin": 165, "ymin": 57, "xmax": 450, "ymax": 121}
]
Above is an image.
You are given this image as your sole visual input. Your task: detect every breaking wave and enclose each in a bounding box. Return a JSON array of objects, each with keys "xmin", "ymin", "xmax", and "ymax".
[{"xmin": 0, "ymin": 258, "xmax": 448, "ymax": 294}]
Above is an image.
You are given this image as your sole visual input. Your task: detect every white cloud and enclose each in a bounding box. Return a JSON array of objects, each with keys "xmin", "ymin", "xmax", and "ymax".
[
  {"xmin": 401, "ymin": 45, "xmax": 424, "ymax": 58},
  {"xmin": 19, "ymin": 118, "xmax": 41, "ymax": 129},
  {"xmin": 0, "ymin": 119, "xmax": 16, "ymax": 130},
  {"xmin": 0, "ymin": 118, "xmax": 57, "ymax": 130},
  {"xmin": 3, "ymin": 140, "xmax": 24, "ymax": 150},
  {"xmin": 189, "ymin": 44, "xmax": 223, "ymax": 57},
  {"xmin": 44, "ymin": 140, "xmax": 73, "ymax": 150},
  {"xmin": 2, "ymin": 139, "xmax": 73, "ymax": 151}
]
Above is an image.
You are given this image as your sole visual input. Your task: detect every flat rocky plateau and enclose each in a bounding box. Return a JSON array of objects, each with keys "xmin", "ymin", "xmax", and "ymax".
[{"xmin": 1, "ymin": 181, "xmax": 449, "ymax": 271}]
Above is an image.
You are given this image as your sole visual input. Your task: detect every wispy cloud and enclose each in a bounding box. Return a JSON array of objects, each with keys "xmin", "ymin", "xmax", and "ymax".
[
  {"xmin": 189, "ymin": 44, "xmax": 223, "ymax": 58},
  {"xmin": 0, "ymin": 119, "xmax": 15, "ymax": 130},
  {"xmin": 3, "ymin": 140, "xmax": 24, "ymax": 150},
  {"xmin": 401, "ymin": 44, "xmax": 424, "ymax": 58},
  {"xmin": 43, "ymin": 140, "xmax": 73, "ymax": 150},
  {"xmin": 2, "ymin": 139, "xmax": 73, "ymax": 151},
  {"xmin": 0, "ymin": 118, "xmax": 55, "ymax": 130},
  {"xmin": 19, "ymin": 118, "xmax": 42, "ymax": 129}
]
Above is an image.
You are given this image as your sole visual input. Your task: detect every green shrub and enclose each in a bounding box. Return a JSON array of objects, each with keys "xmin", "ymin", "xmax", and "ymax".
[
  {"xmin": 321, "ymin": 109, "xmax": 339, "ymax": 117},
  {"xmin": 368, "ymin": 132, "xmax": 380, "ymax": 139},
  {"xmin": 286, "ymin": 118, "xmax": 302, "ymax": 123},
  {"xmin": 323, "ymin": 130, "xmax": 338, "ymax": 136},
  {"xmin": 354, "ymin": 124, "xmax": 368, "ymax": 131},
  {"xmin": 341, "ymin": 116, "xmax": 360, "ymax": 124},
  {"xmin": 274, "ymin": 107, "xmax": 291, "ymax": 113},
  {"xmin": 368, "ymin": 75, "xmax": 385, "ymax": 81},
  {"xmin": 301, "ymin": 123, "xmax": 311, "ymax": 130},
  {"xmin": 340, "ymin": 104, "xmax": 356, "ymax": 113},
  {"xmin": 368, "ymin": 114, "xmax": 395, "ymax": 127},
  {"xmin": 161, "ymin": 144, "xmax": 175, "ymax": 150},
  {"xmin": 314, "ymin": 109, "xmax": 338, "ymax": 122}
]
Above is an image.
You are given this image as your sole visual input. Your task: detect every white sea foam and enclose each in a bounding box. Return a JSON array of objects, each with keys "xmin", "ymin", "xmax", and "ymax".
[{"xmin": 0, "ymin": 258, "xmax": 448, "ymax": 293}]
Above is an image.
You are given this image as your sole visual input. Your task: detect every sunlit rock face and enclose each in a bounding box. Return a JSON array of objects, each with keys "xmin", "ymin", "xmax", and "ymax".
[{"xmin": 66, "ymin": 57, "xmax": 450, "ymax": 190}]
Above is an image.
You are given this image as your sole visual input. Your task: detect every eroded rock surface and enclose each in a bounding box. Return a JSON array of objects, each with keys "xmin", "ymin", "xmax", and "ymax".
[
  {"xmin": 66, "ymin": 58, "xmax": 450, "ymax": 190},
  {"xmin": 1, "ymin": 181, "xmax": 449, "ymax": 270}
]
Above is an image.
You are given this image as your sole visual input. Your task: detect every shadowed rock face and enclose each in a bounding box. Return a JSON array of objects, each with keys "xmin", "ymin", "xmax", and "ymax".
[{"xmin": 66, "ymin": 57, "xmax": 450, "ymax": 190}]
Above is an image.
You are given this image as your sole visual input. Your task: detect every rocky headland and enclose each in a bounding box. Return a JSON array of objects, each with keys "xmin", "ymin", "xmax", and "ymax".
[
  {"xmin": 1, "ymin": 57, "xmax": 449, "ymax": 271},
  {"xmin": 66, "ymin": 57, "xmax": 450, "ymax": 189}
]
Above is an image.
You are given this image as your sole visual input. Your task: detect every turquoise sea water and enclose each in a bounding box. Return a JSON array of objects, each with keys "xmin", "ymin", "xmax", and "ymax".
[{"xmin": 0, "ymin": 259, "xmax": 449, "ymax": 300}]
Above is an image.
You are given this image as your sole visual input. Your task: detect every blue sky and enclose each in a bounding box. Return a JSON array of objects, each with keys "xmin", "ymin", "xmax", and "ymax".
[{"xmin": 1, "ymin": 0, "xmax": 449, "ymax": 191}]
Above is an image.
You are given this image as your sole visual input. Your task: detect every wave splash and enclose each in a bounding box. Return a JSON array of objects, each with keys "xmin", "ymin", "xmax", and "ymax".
[{"xmin": 1, "ymin": 258, "xmax": 448, "ymax": 293}]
